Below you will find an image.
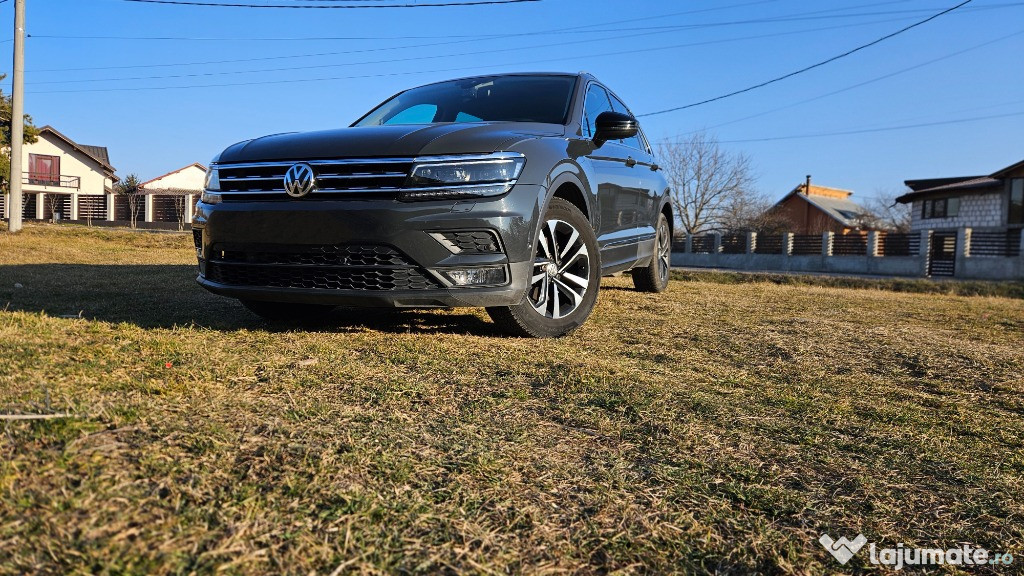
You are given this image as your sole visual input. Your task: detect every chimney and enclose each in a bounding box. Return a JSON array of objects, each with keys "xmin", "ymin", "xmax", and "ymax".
[{"xmin": 805, "ymin": 174, "xmax": 812, "ymax": 195}]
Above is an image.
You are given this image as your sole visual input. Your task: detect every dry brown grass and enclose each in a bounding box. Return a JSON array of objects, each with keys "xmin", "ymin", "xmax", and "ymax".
[{"xmin": 1, "ymin": 224, "xmax": 1022, "ymax": 575}]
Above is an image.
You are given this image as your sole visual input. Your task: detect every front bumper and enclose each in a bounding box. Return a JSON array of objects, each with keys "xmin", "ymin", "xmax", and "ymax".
[{"xmin": 192, "ymin": 186, "xmax": 542, "ymax": 308}]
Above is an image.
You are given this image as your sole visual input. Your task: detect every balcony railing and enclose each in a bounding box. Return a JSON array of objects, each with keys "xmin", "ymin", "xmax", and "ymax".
[{"xmin": 23, "ymin": 173, "xmax": 81, "ymax": 189}]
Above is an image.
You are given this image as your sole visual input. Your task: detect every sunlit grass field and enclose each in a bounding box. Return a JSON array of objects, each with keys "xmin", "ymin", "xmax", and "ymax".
[{"xmin": 1, "ymin": 224, "xmax": 1022, "ymax": 574}]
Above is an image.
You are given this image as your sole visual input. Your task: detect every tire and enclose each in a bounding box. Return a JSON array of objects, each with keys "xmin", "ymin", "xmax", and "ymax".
[
  {"xmin": 632, "ymin": 213, "xmax": 671, "ymax": 293},
  {"xmin": 240, "ymin": 300, "xmax": 336, "ymax": 323},
  {"xmin": 486, "ymin": 198, "xmax": 601, "ymax": 338}
]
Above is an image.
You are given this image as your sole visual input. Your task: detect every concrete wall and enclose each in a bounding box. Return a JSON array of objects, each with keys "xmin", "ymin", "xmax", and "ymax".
[{"xmin": 910, "ymin": 193, "xmax": 1003, "ymax": 230}]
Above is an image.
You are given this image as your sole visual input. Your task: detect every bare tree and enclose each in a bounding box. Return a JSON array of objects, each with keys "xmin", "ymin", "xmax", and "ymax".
[
  {"xmin": 116, "ymin": 174, "xmax": 143, "ymax": 229},
  {"xmin": 862, "ymin": 188, "xmax": 912, "ymax": 232},
  {"xmin": 658, "ymin": 131, "xmax": 756, "ymax": 235}
]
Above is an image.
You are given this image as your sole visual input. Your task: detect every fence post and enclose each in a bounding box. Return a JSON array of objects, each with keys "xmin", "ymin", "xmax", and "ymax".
[
  {"xmin": 920, "ymin": 229, "xmax": 933, "ymax": 276},
  {"xmin": 713, "ymin": 232, "xmax": 723, "ymax": 254},
  {"xmin": 1019, "ymin": 230, "xmax": 1024, "ymax": 259},
  {"xmin": 685, "ymin": 233, "xmax": 693, "ymax": 254},
  {"xmin": 867, "ymin": 231, "xmax": 879, "ymax": 257},
  {"xmin": 106, "ymin": 193, "xmax": 116, "ymax": 221},
  {"xmin": 35, "ymin": 192, "xmax": 45, "ymax": 220},
  {"xmin": 144, "ymin": 194, "xmax": 154, "ymax": 223},
  {"xmin": 959, "ymin": 227, "xmax": 972, "ymax": 258},
  {"xmin": 185, "ymin": 194, "xmax": 194, "ymax": 225},
  {"xmin": 746, "ymin": 231, "xmax": 757, "ymax": 254},
  {"xmin": 822, "ymin": 231, "xmax": 834, "ymax": 257},
  {"xmin": 783, "ymin": 232, "xmax": 793, "ymax": 256},
  {"xmin": 70, "ymin": 193, "xmax": 79, "ymax": 220}
]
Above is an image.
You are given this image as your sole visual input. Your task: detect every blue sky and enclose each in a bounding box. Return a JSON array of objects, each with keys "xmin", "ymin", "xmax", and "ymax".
[{"xmin": 2, "ymin": 0, "xmax": 1022, "ymax": 203}]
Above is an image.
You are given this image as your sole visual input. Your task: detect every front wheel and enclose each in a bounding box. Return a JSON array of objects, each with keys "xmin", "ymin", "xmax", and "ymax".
[
  {"xmin": 486, "ymin": 198, "xmax": 601, "ymax": 338},
  {"xmin": 632, "ymin": 213, "xmax": 671, "ymax": 293}
]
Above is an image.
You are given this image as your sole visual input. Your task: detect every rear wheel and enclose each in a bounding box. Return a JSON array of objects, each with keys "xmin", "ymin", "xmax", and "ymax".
[
  {"xmin": 240, "ymin": 300, "xmax": 336, "ymax": 323},
  {"xmin": 632, "ymin": 213, "xmax": 671, "ymax": 293},
  {"xmin": 486, "ymin": 198, "xmax": 600, "ymax": 338}
]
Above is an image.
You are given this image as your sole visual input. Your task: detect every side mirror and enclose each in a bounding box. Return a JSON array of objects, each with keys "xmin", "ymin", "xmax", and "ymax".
[{"xmin": 593, "ymin": 111, "xmax": 638, "ymax": 146}]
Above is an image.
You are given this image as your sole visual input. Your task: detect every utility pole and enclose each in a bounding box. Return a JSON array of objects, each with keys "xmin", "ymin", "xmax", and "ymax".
[{"xmin": 8, "ymin": 0, "xmax": 26, "ymax": 232}]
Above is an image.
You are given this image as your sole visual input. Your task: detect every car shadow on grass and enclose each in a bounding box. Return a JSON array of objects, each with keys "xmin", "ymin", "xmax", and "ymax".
[{"xmin": 0, "ymin": 264, "xmax": 502, "ymax": 335}]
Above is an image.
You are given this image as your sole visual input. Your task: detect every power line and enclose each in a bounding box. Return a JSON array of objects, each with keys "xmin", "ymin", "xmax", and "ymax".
[
  {"xmin": 28, "ymin": 15, "xmax": 924, "ymax": 85},
  {"xmin": 713, "ymin": 111, "xmax": 1024, "ymax": 143},
  {"xmin": 22, "ymin": 15, "xmax": 924, "ymax": 94},
  {"xmin": 116, "ymin": 0, "xmax": 538, "ymax": 7},
  {"xmin": 696, "ymin": 28, "xmax": 1024, "ymax": 134},
  {"xmin": 637, "ymin": 0, "xmax": 975, "ymax": 118}
]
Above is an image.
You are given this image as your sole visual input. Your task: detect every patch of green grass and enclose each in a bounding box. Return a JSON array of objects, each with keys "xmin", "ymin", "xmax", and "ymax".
[{"xmin": 0, "ymin": 224, "xmax": 1022, "ymax": 574}]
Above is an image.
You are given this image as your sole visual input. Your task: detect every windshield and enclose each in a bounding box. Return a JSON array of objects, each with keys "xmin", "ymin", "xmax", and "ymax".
[{"xmin": 354, "ymin": 75, "xmax": 577, "ymax": 127}]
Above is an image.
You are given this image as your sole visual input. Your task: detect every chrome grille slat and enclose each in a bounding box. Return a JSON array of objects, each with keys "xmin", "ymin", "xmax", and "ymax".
[{"xmin": 216, "ymin": 158, "xmax": 412, "ymax": 198}]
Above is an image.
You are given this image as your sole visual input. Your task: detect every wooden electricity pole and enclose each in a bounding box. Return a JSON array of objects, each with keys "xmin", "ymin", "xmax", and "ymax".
[{"xmin": 8, "ymin": 0, "xmax": 26, "ymax": 232}]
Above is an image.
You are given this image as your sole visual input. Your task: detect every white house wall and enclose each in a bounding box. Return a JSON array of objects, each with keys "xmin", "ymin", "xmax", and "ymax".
[
  {"xmin": 22, "ymin": 133, "xmax": 112, "ymax": 196},
  {"xmin": 145, "ymin": 165, "xmax": 206, "ymax": 193},
  {"xmin": 910, "ymin": 193, "xmax": 1004, "ymax": 230}
]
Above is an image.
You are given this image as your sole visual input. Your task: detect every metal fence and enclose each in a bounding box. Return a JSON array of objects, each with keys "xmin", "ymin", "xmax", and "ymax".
[
  {"xmin": 880, "ymin": 233, "xmax": 920, "ymax": 257},
  {"xmin": 791, "ymin": 234, "xmax": 823, "ymax": 255},
  {"xmin": 754, "ymin": 234, "xmax": 785, "ymax": 254},
  {"xmin": 971, "ymin": 229, "xmax": 1021, "ymax": 257}
]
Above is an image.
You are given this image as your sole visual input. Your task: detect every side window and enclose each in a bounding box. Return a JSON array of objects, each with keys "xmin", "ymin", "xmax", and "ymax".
[
  {"xmin": 607, "ymin": 93, "xmax": 645, "ymax": 151},
  {"xmin": 384, "ymin": 103, "xmax": 437, "ymax": 125},
  {"xmin": 582, "ymin": 84, "xmax": 613, "ymax": 139}
]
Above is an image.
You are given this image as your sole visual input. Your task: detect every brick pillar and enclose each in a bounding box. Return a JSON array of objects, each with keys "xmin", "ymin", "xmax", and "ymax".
[
  {"xmin": 144, "ymin": 194, "xmax": 154, "ymax": 223},
  {"xmin": 70, "ymin": 193, "xmax": 79, "ymax": 220},
  {"xmin": 921, "ymin": 230, "xmax": 933, "ymax": 276},
  {"xmin": 822, "ymin": 231, "xmax": 834, "ymax": 257},
  {"xmin": 684, "ymin": 233, "xmax": 693, "ymax": 254},
  {"xmin": 867, "ymin": 231, "xmax": 879, "ymax": 257},
  {"xmin": 107, "ymin": 193, "xmax": 116, "ymax": 221},
  {"xmin": 35, "ymin": 193, "xmax": 45, "ymax": 220},
  {"xmin": 712, "ymin": 232, "xmax": 723, "ymax": 254},
  {"xmin": 783, "ymin": 232, "xmax": 793, "ymax": 256},
  {"xmin": 746, "ymin": 231, "xmax": 757, "ymax": 254},
  {"xmin": 959, "ymin": 227, "xmax": 972, "ymax": 258},
  {"xmin": 184, "ymin": 194, "xmax": 194, "ymax": 225}
]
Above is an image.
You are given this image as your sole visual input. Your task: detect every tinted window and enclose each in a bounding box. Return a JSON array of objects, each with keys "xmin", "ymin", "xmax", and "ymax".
[
  {"xmin": 582, "ymin": 83, "xmax": 613, "ymax": 139},
  {"xmin": 384, "ymin": 104, "xmax": 437, "ymax": 125},
  {"xmin": 355, "ymin": 75, "xmax": 577, "ymax": 126},
  {"xmin": 607, "ymin": 92, "xmax": 645, "ymax": 151},
  {"xmin": 1011, "ymin": 178, "xmax": 1024, "ymax": 224}
]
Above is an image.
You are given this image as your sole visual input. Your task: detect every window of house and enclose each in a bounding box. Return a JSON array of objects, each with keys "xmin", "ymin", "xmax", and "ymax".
[
  {"xmin": 922, "ymin": 197, "xmax": 960, "ymax": 219},
  {"xmin": 1010, "ymin": 178, "xmax": 1024, "ymax": 225},
  {"xmin": 28, "ymin": 154, "xmax": 60, "ymax": 186}
]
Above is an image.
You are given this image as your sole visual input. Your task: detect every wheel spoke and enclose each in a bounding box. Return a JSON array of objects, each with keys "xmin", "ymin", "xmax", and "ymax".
[
  {"xmin": 558, "ymin": 244, "xmax": 588, "ymax": 274},
  {"xmin": 527, "ymin": 218, "xmax": 591, "ymax": 320},
  {"xmin": 559, "ymin": 228, "xmax": 579, "ymax": 260},
  {"xmin": 560, "ymin": 271, "xmax": 589, "ymax": 290}
]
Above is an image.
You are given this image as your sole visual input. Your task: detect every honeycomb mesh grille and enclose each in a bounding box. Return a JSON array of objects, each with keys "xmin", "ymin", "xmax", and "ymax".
[
  {"xmin": 436, "ymin": 231, "xmax": 501, "ymax": 253},
  {"xmin": 205, "ymin": 244, "xmax": 438, "ymax": 291}
]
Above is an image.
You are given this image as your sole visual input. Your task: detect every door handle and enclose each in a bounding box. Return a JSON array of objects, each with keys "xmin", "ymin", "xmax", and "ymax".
[{"xmin": 625, "ymin": 156, "xmax": 637, "ymax": 167}]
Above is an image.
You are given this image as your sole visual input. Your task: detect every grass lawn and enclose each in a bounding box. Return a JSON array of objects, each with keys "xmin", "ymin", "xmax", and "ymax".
[{"xmin": 1, "ymin": 224, "xmax": 1022, "ymax": 575}]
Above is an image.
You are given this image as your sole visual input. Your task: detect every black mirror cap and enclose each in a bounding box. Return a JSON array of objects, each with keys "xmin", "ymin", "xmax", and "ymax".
[{"xmin": 594, "ymin": 111, "xmax": 638, "ymax": 144}]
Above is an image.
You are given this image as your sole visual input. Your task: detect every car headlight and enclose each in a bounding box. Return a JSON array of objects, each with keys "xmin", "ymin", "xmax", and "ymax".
[
  {"xmin": 204, "ymin": 164, "xmax": 221, "ymax": 192},
  {"xmin": 400, "ymin": 153, "xmax": 525, "ymax": 201}
]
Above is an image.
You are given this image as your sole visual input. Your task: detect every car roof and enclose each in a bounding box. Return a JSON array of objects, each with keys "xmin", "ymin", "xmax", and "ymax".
[{"xmin": 408, "ymin": 72, "xmax": 590, "ymax": 90}]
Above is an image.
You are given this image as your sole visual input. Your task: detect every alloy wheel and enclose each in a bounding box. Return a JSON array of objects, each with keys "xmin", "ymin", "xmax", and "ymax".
[
  {"xmin": 657, "ymin": 219, "xmax": 671, "ymax": 284},
  {"xmin": 529, "ymin": 218, "xmax": 591, "ymax": 319}
]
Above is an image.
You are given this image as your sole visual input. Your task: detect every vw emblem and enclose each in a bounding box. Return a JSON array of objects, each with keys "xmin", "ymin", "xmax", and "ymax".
[{"xmin": 283, "ymin": 163, "xmax": 316, "ymax": 197}]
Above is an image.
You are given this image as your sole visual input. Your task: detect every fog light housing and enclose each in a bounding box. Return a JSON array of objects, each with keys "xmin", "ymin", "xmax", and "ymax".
[{"xmin": 441, "ymin": 266, "xmax": 506, "ymax": 286}]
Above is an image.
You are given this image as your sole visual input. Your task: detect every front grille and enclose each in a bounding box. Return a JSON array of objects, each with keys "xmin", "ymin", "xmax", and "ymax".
[
  {"xmin": 217, "ymin": 159, "xmax": 413, "ymax": 199},
  {"xmin": 204, "ymin": 244, "xmax": 439, "ymax": 291}
]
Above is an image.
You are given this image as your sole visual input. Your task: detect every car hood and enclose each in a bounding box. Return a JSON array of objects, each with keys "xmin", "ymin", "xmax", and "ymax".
[{"xmin": 216, "ymin": 122, "xmax": 566, "ymax": 163}]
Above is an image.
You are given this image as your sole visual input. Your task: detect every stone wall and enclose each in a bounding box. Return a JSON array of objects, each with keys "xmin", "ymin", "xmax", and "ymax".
[{"xmin": 911, "ymin": 193, "xmax": 1003, "ymax": 230}]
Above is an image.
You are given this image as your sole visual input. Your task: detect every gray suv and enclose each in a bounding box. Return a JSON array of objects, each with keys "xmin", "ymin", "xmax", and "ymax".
[{"xmin": 194, "ymin": 72, "xmax": 672, "ymax": 337}]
